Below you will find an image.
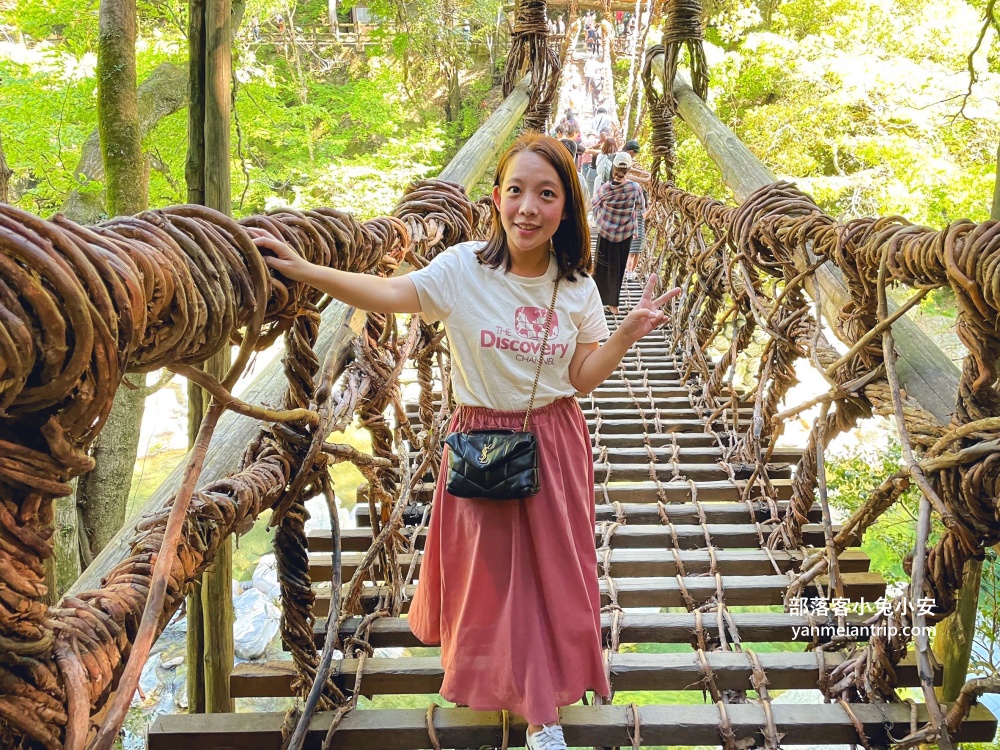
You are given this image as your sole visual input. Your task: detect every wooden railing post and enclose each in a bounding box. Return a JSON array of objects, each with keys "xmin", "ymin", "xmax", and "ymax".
[{"xmin": 184, "ymin": 0, "xmax": 235, "ymax": 714}]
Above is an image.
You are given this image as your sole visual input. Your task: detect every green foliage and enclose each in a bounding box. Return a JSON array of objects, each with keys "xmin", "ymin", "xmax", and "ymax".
[
  {"xmin": 2, "ymin": 0, "xmax": 501, "ymax": 217},
  {"xmin": 0, "ymin": 54, "xmax": 100, "ymax": 213},
  {"xmin": 684, "ymin": 0, "xmax": 1000, "ymax": 226},
  {"xmin": 825, "ymin": 431, "xmax": 927, "ymax": 584}
]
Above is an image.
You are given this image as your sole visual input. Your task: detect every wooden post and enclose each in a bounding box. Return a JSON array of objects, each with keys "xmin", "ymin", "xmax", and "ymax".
[
  {"xmin": 204, "ymin": 0, "xmax": 231, "ymax": 217},
  {"xmin": 185, "ymin": 0, "xmax": 235, "ymax": 714},
  {"xmin": 644, "ymin": 61, "xmax": 962, "ymax": 424},
  {"xmin": 933, "ymin": 557, "xmax": 983, "ymax": 702},
  {"xmin": 184, "ymin": 0, "xmax": 208, "ymax": 711},
  {"xmin": 185, "ymin": 0, "xmax": 206, "ymax": 207}
]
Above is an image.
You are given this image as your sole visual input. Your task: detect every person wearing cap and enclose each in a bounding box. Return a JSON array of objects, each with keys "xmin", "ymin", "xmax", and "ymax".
[
  {"xmin": 591, "ymin": 151, "xmax": 646, "ymax": 313},
  {"xmin": 622, "ymin": 140, "xmax": 649, "ymax": 279}
]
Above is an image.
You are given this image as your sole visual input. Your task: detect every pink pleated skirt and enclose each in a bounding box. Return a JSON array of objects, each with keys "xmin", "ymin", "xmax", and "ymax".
[{"xmin": 408, "ymin": 396, "xmax": 612, "ymax": 725}]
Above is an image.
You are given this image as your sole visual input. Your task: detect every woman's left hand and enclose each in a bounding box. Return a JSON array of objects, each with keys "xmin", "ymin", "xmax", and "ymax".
[{"xmin": 617, "ymin": 275, "xmax": 682, "ymax": 343}]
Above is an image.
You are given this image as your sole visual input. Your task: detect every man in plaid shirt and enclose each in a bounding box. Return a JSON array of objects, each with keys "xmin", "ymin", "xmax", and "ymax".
[{"xmin": 591, "ymin": 152, "xmax": 646, "ymax": 313}]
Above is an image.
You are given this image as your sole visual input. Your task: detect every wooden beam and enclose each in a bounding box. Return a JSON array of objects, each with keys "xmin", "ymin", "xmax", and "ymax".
[
  {"xmin": 148, "ymin": 702, "xmax": 998, "ymax": 749},
  {"xmin": 406, "ymin": 400, "xmax": 755, "ymax": 417},
  {"xmin": 313, "ymin": 547, "xmax": 871, "ymax": 580},
  {"xmin": 187, "ymin": 348, "xmax": 236, "ymax": 714},
  {"xmin": 195, "ymin": 0, "xmax": 236, "ymax": 711},
  {"xmin": 406, "ymin": 444, "xmax": 802, "ymax": 464},
  {"xmin": 650, "ymin": 64, "xmax": 962, "ymax": 423},
  {"xmin": 352, "ymin": 498, "xmax": 813, "ymax": 527},
  {"xmin": 579, "ymin": 417, "xmax": 739, "ymax": 433},
  {"xmin": 311, "ymin": 572, "xmax": 885, "ymax": 616},
  {"xmin": 229, "ymin": 650, "xmax": 925, "ymax": 699},
  {"xmin": 312, "ymin": 610, "xmax": 870, "ymax": 649},
  {"xmin": 934, "ymin": 556, "xmax": 984, "ymax": 702},
  {"xmin": 311, "ymin": 518, "xmax": 845, "ymax": 553},
  {"xmin": 362, "ymin": 477, "xmax": 796, "ymax": 507}
]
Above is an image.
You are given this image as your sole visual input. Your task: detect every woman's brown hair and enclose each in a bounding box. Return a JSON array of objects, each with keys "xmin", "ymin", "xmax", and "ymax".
[
  {"xmin": 477, "ymin": 133, "xmax": 592, "ymax": 280},
  {"xmin": 600, "ymin": 137, "xmax": 618, "ymax": 156}
]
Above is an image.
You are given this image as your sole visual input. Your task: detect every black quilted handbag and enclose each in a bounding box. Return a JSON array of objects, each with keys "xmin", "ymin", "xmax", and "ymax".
[{"xmin": 443, "ymin": 280, "xmax": 559, "ymax": 500}]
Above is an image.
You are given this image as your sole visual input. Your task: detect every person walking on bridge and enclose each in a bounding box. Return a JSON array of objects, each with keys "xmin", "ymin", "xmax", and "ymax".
[
  {"xmin": 265, "ymin": 134, "xmax": 679, "ymax": 750},
  {"xmin": 591, "ymin": 151, "xmax": 646, "ymax": 314}
]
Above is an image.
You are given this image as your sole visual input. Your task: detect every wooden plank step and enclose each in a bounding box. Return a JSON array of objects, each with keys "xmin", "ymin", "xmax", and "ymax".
[
  {"xmin": 401, "ymin": 461, "xmax": 790, "ymax": 483},
  {"xmin": 309, "ymin": 610, "xmax": 873, "ymax": 649},
  {"xmin": 229, "ymin": 649, "xmax": 925, "ymax": 699},
  {"xmin": 148, "ymin": 702, "xmax": 998, "ymax": 749},
  {"xmin": 585, "ymin": 461, "xmax": 792, "ymax": 482},
  {"xmin": 396, "ymin": 460, "xmax": 790, "ymax": 484},
  {"xmin": 588, "ymin": 432, "xmax": 734, "ymax": 446},
  {"xmin": 403, "ymin": 445, "xmax": 802, "ymax": 466},
  {"xmin": 311, "ymin": 572, "xmax": 885, "ymax": 616},
  {"xmin": 581, "ymin": 408, "xmax": 753, "ymax": 422},
  {"xmin": 403, "ymin": 478, "xmax": 796, "ymax": 505},
  {"xmin": 315, "ymin": 522, "xmax": 849, "ymax": 554},
  {"xmin": 352, "ymin": 498, "xmax": 812, "ymax": 527},
  {"xmin": 313, "ymin": 547, "xmax": 871, "ymax": 580},
  {"xmin": 408, "ymin": 367, "xmax": 699, "ymax": 384},
  {"xmin": 408, "ymin": 417, "xmax": 752, "ymax": 436},
  {"xmin": 403, "ymin": 396, "xmax": 719, "ymax": 415},
  {"xmin": 406, "ymin": 398, "xmax": 750, "ymax": 415},
  {"xmin": 583, "ymin": 418, "xmax": 738, "ymax": 433}
]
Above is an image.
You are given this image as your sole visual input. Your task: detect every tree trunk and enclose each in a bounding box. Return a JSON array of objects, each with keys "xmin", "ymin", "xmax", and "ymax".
[
  {"xmin": 62, "ymin": 63, "xmax": 187, "ymax": 223},
  {"xmin": 77, "ymin": 382, "xmax": 147, "ymax": 557},
  {"xmin": 73, "ymin": 0, "xmax": 151, "ymax": 571},
  {"xmin": 97, "ymin": 0, "xmax": 146, "ymax": 218}
]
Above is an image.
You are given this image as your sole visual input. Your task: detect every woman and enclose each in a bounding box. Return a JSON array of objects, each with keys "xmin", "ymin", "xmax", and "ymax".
[
  {"xmin": 265, "ymin": 134, "xmax": 678, "ymax": 750},
  {"xmin": 593, "ymin": 137, "xmax": 618, "ymax": 191},
  {"xmin": 591, "ymin": 151, "xmax": 646, "ymax": 314},
  {"xmin": 622, "ymin": 139, "xmax": 649, "ymax": 279}
]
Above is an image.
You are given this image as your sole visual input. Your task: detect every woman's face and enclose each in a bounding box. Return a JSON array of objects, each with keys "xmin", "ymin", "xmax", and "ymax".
[{"xmin": 492, "ymin": 151, "xmax": 567, "ymax": 259}]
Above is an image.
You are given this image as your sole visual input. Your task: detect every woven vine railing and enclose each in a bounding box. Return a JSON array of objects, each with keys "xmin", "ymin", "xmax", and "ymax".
[
  {"xmin": 0, "ymin": 0, "xmax": 570, "ymax": 743},
  {"xmin": 0, "ymin": 182, "xmax": 495, "ymax": 750},
  {"xmin": 635, "ymin": 177, "xmax": 1000, "ymax": 748}
]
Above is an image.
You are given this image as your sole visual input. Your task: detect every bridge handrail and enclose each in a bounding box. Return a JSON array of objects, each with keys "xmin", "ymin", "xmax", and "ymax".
[{"xmin": 659, "ymin": 62, "xmax": 960, "ymax": 424}]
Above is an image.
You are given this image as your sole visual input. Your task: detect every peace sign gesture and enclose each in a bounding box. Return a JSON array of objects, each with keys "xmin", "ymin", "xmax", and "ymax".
[{"xmin": 617, "ymin": 275, "xmax": 682, "ymax": 343}]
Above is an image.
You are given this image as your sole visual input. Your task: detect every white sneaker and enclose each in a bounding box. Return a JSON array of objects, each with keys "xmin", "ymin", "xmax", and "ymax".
[{"xmin": 526, "ymin": 723, "xmax": 567, "ymax": 750}]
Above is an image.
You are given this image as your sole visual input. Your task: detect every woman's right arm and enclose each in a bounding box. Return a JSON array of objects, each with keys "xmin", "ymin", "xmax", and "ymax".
[{"xmin": 265, "ymin": 244, "xmax": 421, "ymax": 314}]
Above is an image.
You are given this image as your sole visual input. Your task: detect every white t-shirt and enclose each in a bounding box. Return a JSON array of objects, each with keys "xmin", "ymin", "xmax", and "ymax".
[{"xmin": 408, "ymin": 241, "xmax": 610, "ymax": 411}]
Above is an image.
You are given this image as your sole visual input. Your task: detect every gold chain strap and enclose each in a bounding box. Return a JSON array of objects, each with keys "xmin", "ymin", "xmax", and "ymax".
[{"xmin": 523, "ymin": 279, "xmax": 561, "ymax": 432}]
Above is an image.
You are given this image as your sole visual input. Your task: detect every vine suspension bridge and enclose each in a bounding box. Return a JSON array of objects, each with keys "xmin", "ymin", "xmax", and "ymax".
[{"xmin": 2, "ymin": 0, "xmax": 1000, "ymax": 748}]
